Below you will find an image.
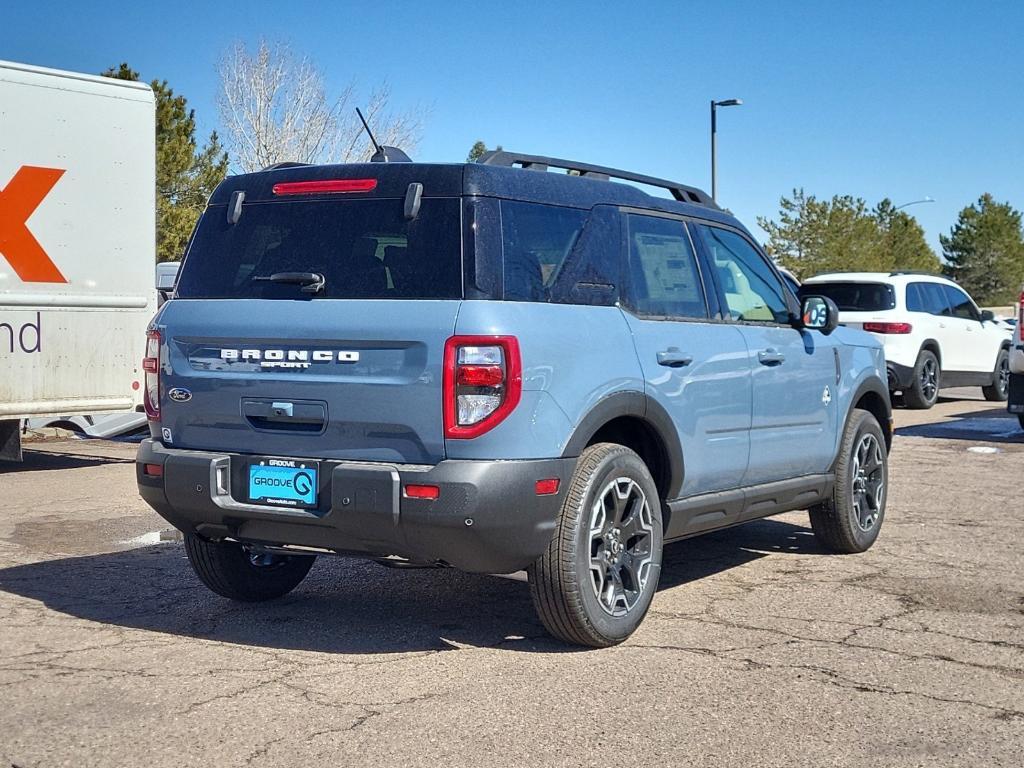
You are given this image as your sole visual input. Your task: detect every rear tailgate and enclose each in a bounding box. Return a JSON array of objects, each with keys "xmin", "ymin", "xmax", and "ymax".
[{"xmin": 156, "ymin": 299, "xmax": 460, "ymax": 463}]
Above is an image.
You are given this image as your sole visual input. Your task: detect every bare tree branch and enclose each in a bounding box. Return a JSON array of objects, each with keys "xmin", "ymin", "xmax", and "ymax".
[{"xmin": 217, "ymin": 40, "xmax": 426, "ymax": 172}]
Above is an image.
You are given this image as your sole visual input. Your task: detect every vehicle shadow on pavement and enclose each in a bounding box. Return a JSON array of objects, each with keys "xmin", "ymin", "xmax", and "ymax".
[
  {"xmin": 896, "ymin": 407, "xmax": 1023, "ymax": 444},
  {"xmin": 0, "ymin": 518, "xmax": 821, "ymax": 653},
  {"xmin": 0, "ymin": 450, "xmax": 134, "ymax": 474}
]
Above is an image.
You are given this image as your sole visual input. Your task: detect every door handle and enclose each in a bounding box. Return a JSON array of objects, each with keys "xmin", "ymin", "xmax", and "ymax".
[
  {"xmin": 758, "ymin": 348, "xmax": 786, "ymax": 366},
  {"xmin": 657, "ymin": 348, "xmax": 693, "ymax": 368}
]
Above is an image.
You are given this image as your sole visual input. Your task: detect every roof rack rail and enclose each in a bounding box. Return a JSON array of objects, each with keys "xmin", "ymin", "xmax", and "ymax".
[
  {"xmin": 261, "ymin": 161, "xmax": 311, "ymax": 171},
  {"xmin": 888, "ymin": 270, "xmax": 941, "ymax": 277},
  {"xmin": 478, "ymin": 150, "xmax": 718, "ymax": 208}
]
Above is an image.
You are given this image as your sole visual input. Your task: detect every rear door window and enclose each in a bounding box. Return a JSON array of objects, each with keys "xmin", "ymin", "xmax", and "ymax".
[
  {"xmin": 176, "ymin": 198, "xmax": 462, "ymax": 300},
  {"xmin": 623, "ymin": 214, "xmax": 707, "ymax": 319},
  {"xmin": 915, "ymin": 281, "xmax": 953, "ymax": 316},
  {"xmin": 804, "ymin": 282, "xmax": 896, "ymax": 312}
]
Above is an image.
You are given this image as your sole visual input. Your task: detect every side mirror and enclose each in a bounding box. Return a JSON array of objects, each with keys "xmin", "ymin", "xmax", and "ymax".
[
  {"xmin": 800, "ymin": 295, "xmax": 840, "ymax": 335},
  {"xmin": 980, "ymin": 309, "xmax": 995, "ymax": 323}
]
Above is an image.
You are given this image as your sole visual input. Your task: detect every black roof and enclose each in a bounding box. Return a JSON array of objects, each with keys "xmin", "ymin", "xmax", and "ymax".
[{"xmin": 208, "ymin": 158, "xmax": 741, "ymax": 230}]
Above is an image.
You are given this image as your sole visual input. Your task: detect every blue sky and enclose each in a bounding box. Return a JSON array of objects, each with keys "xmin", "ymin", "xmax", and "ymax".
[{"xmin": 3, "ymin": 0, "xmax": 1023, "ymax": 251}]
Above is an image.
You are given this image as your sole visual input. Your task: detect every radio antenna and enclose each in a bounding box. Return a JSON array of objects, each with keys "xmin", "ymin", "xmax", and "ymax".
[{"xmin": 356, "ymin": 107, "xmax": 382, "ymax": 156}]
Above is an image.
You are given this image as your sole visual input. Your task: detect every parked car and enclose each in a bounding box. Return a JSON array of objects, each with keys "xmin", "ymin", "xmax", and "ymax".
[
  {"xmin": 801, "ymin": 272, "xmax": 1013, "ymax": 409},
  {"xmin": 136, "ymin": 151, "xmax": 892, "ymax": 647},
  {"xmin": 776, "ymin": 265, "xmax": 801, "ymax": 295},
  {"xmin": 1008, "ymin": 287, "xmax": 1024, "ymax": 429}
]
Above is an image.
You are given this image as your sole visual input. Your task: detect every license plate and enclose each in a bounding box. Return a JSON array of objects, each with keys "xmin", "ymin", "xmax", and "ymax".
[{"xmin": 248, "ymin": 459, "xmax": 319, "ymax": 509}]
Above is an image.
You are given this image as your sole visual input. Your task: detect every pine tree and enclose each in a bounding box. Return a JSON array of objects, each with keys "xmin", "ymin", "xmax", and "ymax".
[
  {"xmin": 102, "ymin": 63, "xmax": 229, "ymax": 262},
  {"xmin": 759, "ymin": 189, "xmax": 940, "ymax": 279},
  {"xmin": 467, "ymin": 140, "xmax": 502, "ymax": 163},
  {"xmin": 941, "ymin": 194, "xmax": 1024, "ymax": 305}
]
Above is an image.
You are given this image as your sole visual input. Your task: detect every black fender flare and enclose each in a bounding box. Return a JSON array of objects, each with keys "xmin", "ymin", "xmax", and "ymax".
[
  {"xmin": 561, "ymin": 391, "xmax": 685, "ymax": 500},
  {"xmin": 837, "ymin": 376, "xmax": 893, "ymax": 464}
]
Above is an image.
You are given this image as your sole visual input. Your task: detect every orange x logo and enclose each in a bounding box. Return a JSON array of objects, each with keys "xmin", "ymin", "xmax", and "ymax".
[{"xmin": 0, "ymin": 166, "xmax": 68, "ymax": 283}]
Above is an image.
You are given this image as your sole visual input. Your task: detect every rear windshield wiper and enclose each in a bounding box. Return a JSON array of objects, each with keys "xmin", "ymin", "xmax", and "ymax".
[{"xmin": 252, "ymin": 272, "xmax": 325, "ymax": 294}]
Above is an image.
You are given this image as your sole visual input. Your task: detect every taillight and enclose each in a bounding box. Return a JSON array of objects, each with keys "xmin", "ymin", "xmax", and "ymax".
[
  {"xmin": 863, "ymin": 322, "xmax": 913, "ymax": 334},
  {"xmin": 443, "ymin": 335, "xmax": 522, "ymax": 439},
  {"xmin": 143, "ymin": 330, "xmax": 161, "ymax": 421}
]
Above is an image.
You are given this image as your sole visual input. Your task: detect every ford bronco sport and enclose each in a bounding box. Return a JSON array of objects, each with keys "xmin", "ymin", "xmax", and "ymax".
[{"xmin": 136, "ymin": 151, "xmax": 892, "ymax": 647}]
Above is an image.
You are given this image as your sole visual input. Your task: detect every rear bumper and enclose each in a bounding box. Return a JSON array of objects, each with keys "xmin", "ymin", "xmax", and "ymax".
[
  {"xmin": 136, "ymin": 439, "xmax": 574, "ymax": 573},
  {"xmin": 887, "ymin": 361, "xmax": 915, "ymax": 392}
]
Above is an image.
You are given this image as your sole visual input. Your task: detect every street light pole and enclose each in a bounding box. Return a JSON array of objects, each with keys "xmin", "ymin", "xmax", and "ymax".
[{"xmin": 710, "ymin": 98, "xmax": 742, "ymax": 203}]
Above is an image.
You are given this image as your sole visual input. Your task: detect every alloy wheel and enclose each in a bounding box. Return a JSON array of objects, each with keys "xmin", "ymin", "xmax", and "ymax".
[
  {"xmin": 998, "ymin": 355, "xmax": 1010, "ymax": 397},
  {"xmin": 921, "ymin": 358, "xmax": 938, "ymax": 402},
  {"xmin": 588, "ymin": 477, "xmax": 656, "ymax": 617},
  {"xmin": 851, "ymin": 433, "xmax": 885, "ymax": 532}
]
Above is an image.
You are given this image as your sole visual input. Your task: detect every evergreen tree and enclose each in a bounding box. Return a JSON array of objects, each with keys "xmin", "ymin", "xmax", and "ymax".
[
  {"xmin": 759, "ymin": 189, "xmax": 940, "ymax": 279},
  {"xmin": 874, "ymin": 199, "xmax": 943, "ymax": 274},
  {"xmin": 941, "ymin": 194, "xmax": 1024, "ymax": 305},
  {"xmin": 467, "ymin": 140, "xmax": 501, "ymax": 162},
  {"xmin": 103, "ymin": 63, "xmax": 229, "ymax": 262}
]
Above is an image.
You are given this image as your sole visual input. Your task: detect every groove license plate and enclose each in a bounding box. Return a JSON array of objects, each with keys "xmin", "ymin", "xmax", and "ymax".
[{"xmin": 248, "ymin": 459, "xmax": 319, "ymax": 509}]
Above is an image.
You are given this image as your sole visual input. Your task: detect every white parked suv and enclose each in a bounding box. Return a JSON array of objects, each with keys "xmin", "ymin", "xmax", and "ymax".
[
  {"xmin": 802, "ymin": 272, "xmax": 1012, "ymax": 409},
  {"xmin": 1008, "ymin": 288, "xmax": 1024, "ymax": 429}
]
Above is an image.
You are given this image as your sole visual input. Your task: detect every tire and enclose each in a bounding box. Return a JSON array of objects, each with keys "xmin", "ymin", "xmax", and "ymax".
[
  {"xmin": 1018, "ymin": 414, "xmax": 1024, "ymax": 432},
  {"xmin": 903, "ymin": 349, "xmax": 940, "ymax": 409},
  {"xmin": 184, "ymin": 533, "xmax": 315, "ymax": 601},
  {"xmin": 982, "ymin": 348, "xmax": 1010, "ymax": 401},
  {"xmin": 809, "ymin": 409, "xmax": 888, "ymax": 554},
  {"xmin": 527, "ymin": 443, "xmax": 664, "ymax": 647}
]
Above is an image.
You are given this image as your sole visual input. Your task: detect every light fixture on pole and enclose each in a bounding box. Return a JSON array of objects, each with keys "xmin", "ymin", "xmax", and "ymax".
[
  {"xmin": 893, "ymin": 196, "xmax": 935, "ymax": 212},
  {"xmin": 711, "ymin": 98, "xmax": 743, "ymax": 203}
]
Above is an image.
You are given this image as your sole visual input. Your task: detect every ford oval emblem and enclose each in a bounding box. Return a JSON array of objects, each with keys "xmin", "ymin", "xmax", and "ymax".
[{"xmin": 168, "ymin": 388, "xmax": 192, "ymax": 403}]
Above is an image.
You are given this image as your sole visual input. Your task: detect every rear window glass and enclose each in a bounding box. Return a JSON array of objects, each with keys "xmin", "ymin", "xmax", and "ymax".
[
  {"xmin": 803, "ymin": 282, "xmax": 896, "ymax": 311},
  {"xmin": 500, "ymin": 201, "xmax": 585, "ymax": 301},
  {"xmin": 176, "ymin": 198, "xmax": 462, "ymax": 300}
]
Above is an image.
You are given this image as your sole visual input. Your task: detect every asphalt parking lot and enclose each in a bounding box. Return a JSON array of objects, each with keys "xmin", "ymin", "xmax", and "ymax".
[{"xmin": 1, "ymin": 390, "xmax": 1022, "ymax": 767}]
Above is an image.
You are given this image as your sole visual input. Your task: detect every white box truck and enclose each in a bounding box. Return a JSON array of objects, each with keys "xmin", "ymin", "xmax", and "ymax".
[{"xmin": 0, "ymin": 60, "xmax": 156, "ymax": 460}]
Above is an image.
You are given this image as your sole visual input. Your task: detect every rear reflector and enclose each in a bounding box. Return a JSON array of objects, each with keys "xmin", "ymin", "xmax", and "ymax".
[
  {"xmin": 863, "ymin": 322, "xmax": 913, "ymax": 334},
  {"xmin": 143, "ymin": 463, "xmax": 163, "ymax": 478},
  {"xmin": 404, "ymin": 484, "xmax": 440, "ymax": 500},
  {"xmin": 535, "ymin": 478, "xmax": 560, "ymax": 496},
  {"xmin": 272, "ymin": 179, "xmax": 377, "ymax": 196}
]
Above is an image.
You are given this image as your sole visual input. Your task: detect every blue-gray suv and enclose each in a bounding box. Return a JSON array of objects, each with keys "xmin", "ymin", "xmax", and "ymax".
[{"xmin": 136, "ymin": 151, "xmax": 892, "ymax": 647}]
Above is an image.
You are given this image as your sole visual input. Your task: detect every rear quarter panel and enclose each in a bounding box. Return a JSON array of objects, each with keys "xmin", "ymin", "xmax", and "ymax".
[{"xmin": 448, "ymin": 302, "xmax": 642, "ymax": 459}]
